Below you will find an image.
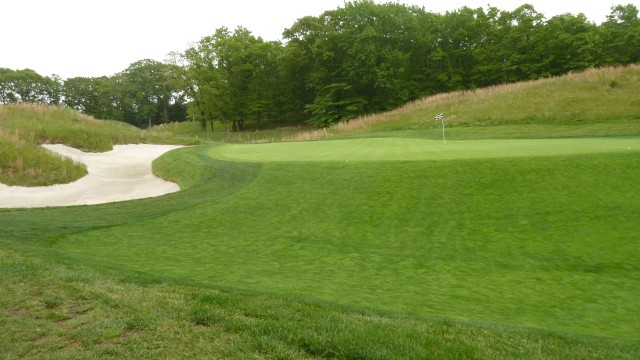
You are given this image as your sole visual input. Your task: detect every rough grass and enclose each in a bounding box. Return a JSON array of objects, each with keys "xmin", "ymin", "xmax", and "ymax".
[
  {"xmin": 284, "ymin": 65, "xmax": 640, "ymax": 141},
  {"xmin": 0, "ymin": 128, "xmax": 87, "ymax": 186},
  {"xmin": 0, "ymin": 103, "xmax": 181, "ymax": 151},
  {"xmin": 151, "ymin": 120, "xmax": 315, "ymax": 144},
  {"xmin": 0, "ymin": 103, "xmax": 189, "ymax": 186}
]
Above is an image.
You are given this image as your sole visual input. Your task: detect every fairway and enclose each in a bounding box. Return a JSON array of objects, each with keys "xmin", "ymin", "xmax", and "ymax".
[
  {"xmin": 50, "ymin": 139, "xmax": 640, "ymax": 339},
  {"xmin": 209, "ymin": 137, "xmax": 640, "ymax": 162}
]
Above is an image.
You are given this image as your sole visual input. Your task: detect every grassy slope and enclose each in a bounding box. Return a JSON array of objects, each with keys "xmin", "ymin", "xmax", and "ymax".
[
  {"xmin": 284, "ymin": 65, "xmax": 640, "ymax": 142},
  {"xmin": 391, "ymin": 65, "xmax": 640, "ymax": 128},
  {"xmin": 0, "ymin": 103, "xmax": 188, "ymax": 186}
]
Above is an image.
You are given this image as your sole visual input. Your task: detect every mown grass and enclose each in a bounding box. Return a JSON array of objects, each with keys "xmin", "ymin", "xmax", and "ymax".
[
  {"xmin": 2, "ymin": 146, "xmax": 639, "ymax": 358},
  {"xmin": 49, "ymin": 145, "xmax": 640, "ymax": 340},
  {"xmin": 209, "ymin": 137, "xmax": 640, "ymax": 162},
  {"xmin": 4, "ymin": 241, "xmax": 638, "ymax": 359},
  {"xmin": 0, "ymin": 103, "xmax": 190, "ymax": 186}
]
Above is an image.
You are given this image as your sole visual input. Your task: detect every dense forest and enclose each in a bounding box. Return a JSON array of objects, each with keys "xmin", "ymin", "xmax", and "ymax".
[{"xmin": 1, "ymin": 1, "xmax": 639, "ymax": 129}]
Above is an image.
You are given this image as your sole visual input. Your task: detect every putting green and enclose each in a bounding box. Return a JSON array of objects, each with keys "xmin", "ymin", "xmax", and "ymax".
[{"xmin": 209, "ymin": 137, "xmax": 640, "ymax": 162}]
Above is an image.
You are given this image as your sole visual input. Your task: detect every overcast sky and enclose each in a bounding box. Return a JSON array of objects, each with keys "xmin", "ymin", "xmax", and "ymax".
[{"xmin": 2, "ymin": 0, "xmax": 637, "ymax": 79}]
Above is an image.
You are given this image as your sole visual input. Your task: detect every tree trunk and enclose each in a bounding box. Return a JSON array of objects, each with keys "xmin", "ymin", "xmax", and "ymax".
[
  {"xmin": 199, "ymin": 111, "xmax": 206, "ymax": 132},
  {"xmin": 223, "ymin": 117, "xmax": 230, "ymax": 133},
  {"xmin": 232, "ymin": 120, "xmax": 244, "ymax": 132}
]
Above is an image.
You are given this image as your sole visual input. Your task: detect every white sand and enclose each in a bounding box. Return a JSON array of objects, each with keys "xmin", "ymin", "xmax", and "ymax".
[{"xmin": 0, "ymin": 144, "xmax": 183, "ymax": 208}]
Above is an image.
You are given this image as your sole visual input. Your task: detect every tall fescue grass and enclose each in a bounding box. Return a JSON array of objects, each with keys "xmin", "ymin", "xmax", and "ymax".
[
  {"xmin": 0, "ymin": 128, "xmax": 87, "ymax": 186},
  {"xmin": 0, "ymin": 103, "xmax": 187, "ymax": 186},
  {"xmin": 284, "ymin": 65, "xmax": 640, "ymax": 142},
  {"xmin": 0, "ymin": 103, "xmax": 184, "ymax": 151},
  {"xmin": 151, "ymin": 120, "xmax": 315, "ymax": 144}
]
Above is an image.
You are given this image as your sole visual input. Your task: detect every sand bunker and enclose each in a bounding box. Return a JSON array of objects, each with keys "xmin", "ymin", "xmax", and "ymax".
[{"xmin": 0, "ymin": 144, "xmax": 183, "ymax": 208}]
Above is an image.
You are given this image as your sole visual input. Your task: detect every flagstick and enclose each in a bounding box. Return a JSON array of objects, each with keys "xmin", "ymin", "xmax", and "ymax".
[{"xmin": 435, "ymin": 113, "xmax": 445, "ymax": 144}]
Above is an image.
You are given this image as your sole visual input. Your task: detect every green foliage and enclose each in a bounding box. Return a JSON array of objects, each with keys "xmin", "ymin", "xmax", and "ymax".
[
  {"xmin": 63, "ymin": 61, "xmax": 188, "ymax": 128},
  {"xmin": 5, "ymin": 2, "xmax": 639, "ymax": 131},
  {"xmin": 180, "ymin": 27, "xmax": 285, "ymax": 133},
  {"xmin": 0, "ymin": 68, "xmax": 62, "ymax": 105},
  {"xmin": 305, "ymin": 83, "xmax": 367, "ymax": 127},
  {"xmin": 277, "ymin": 1, "xmax": 640, "ymax": 126},
  {"xmin": 297, "ymin": 1, "xmax": 428, "ymax": 125},
  {"xmin": 119, "ymin": 59, "xmax": 180, "ymax": 128},
  {"xmin": 601, "ymin": 4, "xmax": 640, "ymax": 64},
  {"xmin": 64, "ymin": 59, "xmax": 186, "ymax": 127},
  {"xmin": 63, "ymin": 76, "xmax": 115, "ymax": 119}
]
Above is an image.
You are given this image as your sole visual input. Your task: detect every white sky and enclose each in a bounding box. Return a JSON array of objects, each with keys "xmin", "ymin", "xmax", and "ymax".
[{"xmin": 2, "ymin": 0, "xmax": 637, "ymax": 79}]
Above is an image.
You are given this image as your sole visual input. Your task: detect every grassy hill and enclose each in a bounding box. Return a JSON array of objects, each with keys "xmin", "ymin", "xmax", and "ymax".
[
  {"xmin": 285, "ymin": 64, "xmax": 640, "ymax": 142},
  {"xmin": 123, "ymin": 64, "xmax": 640, "ymax": 144},
  {"xmin": 1, "ymin": 66, "xmax": 639, "ymax": 358},
  {"xmin": 0, "ymin": 103, "xmax": 186, "ymax": 186}
]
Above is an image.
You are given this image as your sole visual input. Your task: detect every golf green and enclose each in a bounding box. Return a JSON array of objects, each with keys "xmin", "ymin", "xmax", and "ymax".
[{"xmin": 209, "ymin": 137, "xmax": 640, "ymax": 162}]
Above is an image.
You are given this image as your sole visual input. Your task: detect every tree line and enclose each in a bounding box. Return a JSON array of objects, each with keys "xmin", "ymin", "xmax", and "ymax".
[
  {"xmin": 0, "ymin": 60, "xmax": 188, "ymax": 128},
  {"xmin": 1, "ymin": 1, "xmax": 639, "ymax": 129}
]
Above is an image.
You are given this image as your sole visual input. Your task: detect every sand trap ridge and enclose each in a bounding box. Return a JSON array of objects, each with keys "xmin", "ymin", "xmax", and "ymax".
[{"xmin": 0, "ymin": 144, "xmax": 183, "ymax": 208}]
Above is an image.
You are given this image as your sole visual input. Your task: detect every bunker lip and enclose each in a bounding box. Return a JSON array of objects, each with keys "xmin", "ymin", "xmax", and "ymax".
[{"xmin": 0, "ymin": 144, "xmax": 183, "ymax": 208}]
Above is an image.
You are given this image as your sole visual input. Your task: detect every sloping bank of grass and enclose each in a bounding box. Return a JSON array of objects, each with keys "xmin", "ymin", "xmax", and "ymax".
[
  {"xmin": 0, "ymin": 103, "xmax": 189, "ymax": 186},
  {"xmin": 0, "ymin": 128, "xmax": 87, "ymax": 186},
  {"xmin": 1, "ymin": 144, "xmax": 639, "ymax": 358},
  {"xmin": 284, "ymin": 65, "xmax": 640, "ymax": 142}
]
